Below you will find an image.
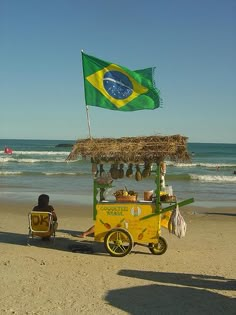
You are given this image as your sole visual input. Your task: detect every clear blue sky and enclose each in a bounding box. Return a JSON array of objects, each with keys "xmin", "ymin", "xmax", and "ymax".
[{"xmin": 1, "ymin": 0, "xmax": 235, "ymax": 143}]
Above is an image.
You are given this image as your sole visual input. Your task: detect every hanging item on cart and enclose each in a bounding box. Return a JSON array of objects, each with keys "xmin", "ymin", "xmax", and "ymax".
[{"xmin": 168, "ymin": 203, "xmax": 187, "ymax": 238}]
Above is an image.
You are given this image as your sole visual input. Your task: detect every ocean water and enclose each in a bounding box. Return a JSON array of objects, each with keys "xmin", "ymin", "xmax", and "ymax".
[{"xmin": 0, "ymin": 139, "xmax": 236, "ymax": 208}]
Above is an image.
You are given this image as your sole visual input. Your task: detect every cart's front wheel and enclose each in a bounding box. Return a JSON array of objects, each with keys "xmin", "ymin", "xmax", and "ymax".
[
  {"xmin": 104, "ymin": 228, "xmax": 133, "ymax": 257},
  {"xmin": 149, "ymin": 236, "xmax": 167, "ymax": 255}
]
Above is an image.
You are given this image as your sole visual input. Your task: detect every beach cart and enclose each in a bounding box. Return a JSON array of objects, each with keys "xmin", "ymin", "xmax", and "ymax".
[{"xmin": 67, "ymin": 135, "xmax": 194, "ymax": 257}]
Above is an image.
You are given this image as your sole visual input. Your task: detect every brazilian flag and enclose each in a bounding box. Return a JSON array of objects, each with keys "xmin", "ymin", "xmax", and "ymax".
[{"xmin": 82, "ymin": 52, "xmax": 161, "ymax": 111}]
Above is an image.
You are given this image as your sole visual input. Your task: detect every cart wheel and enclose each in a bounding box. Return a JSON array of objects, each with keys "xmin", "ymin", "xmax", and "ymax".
[
  {"xmin": 104, "ymin": 228, "xmax": 133, "ymax": 257},
  {"xmin": 149, "ymin": 236, "xmax": 167, "ymax": 255}
]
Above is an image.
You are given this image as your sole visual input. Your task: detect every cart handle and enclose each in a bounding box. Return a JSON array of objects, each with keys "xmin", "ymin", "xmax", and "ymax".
[{"xmin": 139, "ymin": 198, "xmax": 194, "ymax": 221}]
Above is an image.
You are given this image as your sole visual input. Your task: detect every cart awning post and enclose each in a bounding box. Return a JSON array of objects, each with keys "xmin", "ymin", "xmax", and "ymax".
[
  {"xmin": 93, "ymin": 180, "xmax": 98, "ymax": 220},
  {"xmin": 99, "ymin": 164, "xmax": 105, "ymax": 202},
  {"xmin": 155, "ymin": 162, "xmax": 161, "ymax": 213}
]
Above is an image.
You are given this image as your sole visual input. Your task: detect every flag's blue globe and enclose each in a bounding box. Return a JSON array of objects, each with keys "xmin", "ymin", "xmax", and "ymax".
[{"xmin": 103, "ymin": 71, "xmax": 133, "ymax": 99}]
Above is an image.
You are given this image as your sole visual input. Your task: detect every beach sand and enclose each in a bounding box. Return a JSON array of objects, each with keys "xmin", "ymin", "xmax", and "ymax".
[{"xmin": 0, "ymin": 200, "xmax": 235, "ymax": 314}]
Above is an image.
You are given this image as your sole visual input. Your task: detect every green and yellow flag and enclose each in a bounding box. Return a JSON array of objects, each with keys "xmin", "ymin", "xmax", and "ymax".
[{"xmin": 82, "ymin": 52, "xmax": 161, "ymax": 111}]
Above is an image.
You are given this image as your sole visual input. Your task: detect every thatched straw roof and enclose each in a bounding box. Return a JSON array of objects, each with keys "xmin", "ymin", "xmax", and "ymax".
[{"xmin": 66, "ymin": 135, "xmax": 190, "ymax": 164}]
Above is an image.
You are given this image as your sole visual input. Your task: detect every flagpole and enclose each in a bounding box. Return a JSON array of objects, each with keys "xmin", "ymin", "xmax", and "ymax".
[
  {"xmin": 86, "ymin": 105, "xmax": 92, "ymax": 139},
  {"xmin": 81, "ymin": 49, "xmax": 92, "ymax": 139}
]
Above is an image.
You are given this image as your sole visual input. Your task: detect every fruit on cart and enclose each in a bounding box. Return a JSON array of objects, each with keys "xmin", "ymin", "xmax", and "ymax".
[
  {"xmin": 126, "ymin": 163, "xmax": 133, "ymax": 178},
  {"xmin": 135, "ymin": 165, "xmax": 142, "ymax": 181},
  {"xmin": 118, "ymin": 164, "xmax": 124, "ymax": 178},
  {"xmin": 127, "ymin": 190, "xmax": 136, "ymax": 196},
  {"xmin": 114, "ymin": 189, "xmax": 122, "ymax": 197},
  {"xmin": 160, "ymin": 191, "xmax": 168, "ymax": 196},
  {"xmin": 160, "ymin": 191, "xmax": 174, "ymax": 201},
  {"xmin": 114, "ymin": 189, "xmax": 137, "ymax": 198},
  {"xmin": 114, "ymin": 190, "xmax": 126, "ymax": 197},
  {"xmin": 142, "ymin": 162, "xmax": 152, "ymax": 178},
  {"xmin": 110, "ymin": 164, "xmax": 119, "ymax": 179}
]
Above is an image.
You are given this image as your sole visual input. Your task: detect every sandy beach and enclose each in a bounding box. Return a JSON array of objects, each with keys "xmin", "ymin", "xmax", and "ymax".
[{"xmin": 0, "ymin": 200, "xmax": 235, "ymax": 314}]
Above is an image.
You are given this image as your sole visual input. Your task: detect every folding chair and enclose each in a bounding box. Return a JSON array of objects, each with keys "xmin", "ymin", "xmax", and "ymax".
[{"xmin": 27, "ymin": 211, "xmax": 56, "ymax": 245}]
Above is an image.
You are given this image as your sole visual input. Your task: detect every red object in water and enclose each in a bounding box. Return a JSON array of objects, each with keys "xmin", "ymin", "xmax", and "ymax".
[{"xmin": 4, "ymin": 147, "xmax": 13, "ymax": 155}]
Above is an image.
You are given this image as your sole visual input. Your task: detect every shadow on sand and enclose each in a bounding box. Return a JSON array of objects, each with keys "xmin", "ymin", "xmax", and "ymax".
[
  {"xmin": 105, "ymin": 269, "xmax": 236, "ymax": 314},
  {"xmin": 0, "ymin": 229, "xmax": 107, "ymax": 255},
  {"xmin": 205, "ymin": 212, "xmax": 236, "ymax": 217}
]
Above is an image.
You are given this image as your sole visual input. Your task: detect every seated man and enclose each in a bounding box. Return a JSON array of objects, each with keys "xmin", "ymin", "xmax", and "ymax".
[{"xmin": 32, "ymin": 194, "xmax": 58, "ymax": 239}]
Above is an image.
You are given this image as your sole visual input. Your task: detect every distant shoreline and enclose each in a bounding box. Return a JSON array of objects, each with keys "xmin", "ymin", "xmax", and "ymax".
[{"xmin": 0, "ymin": 138, "xmax": 235, "ymax": 145}]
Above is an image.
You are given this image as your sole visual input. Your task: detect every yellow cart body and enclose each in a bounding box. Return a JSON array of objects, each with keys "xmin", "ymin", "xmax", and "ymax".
[{"xmin": 94, "ymin": 202, "xmax": 171, "ymax": 244}]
